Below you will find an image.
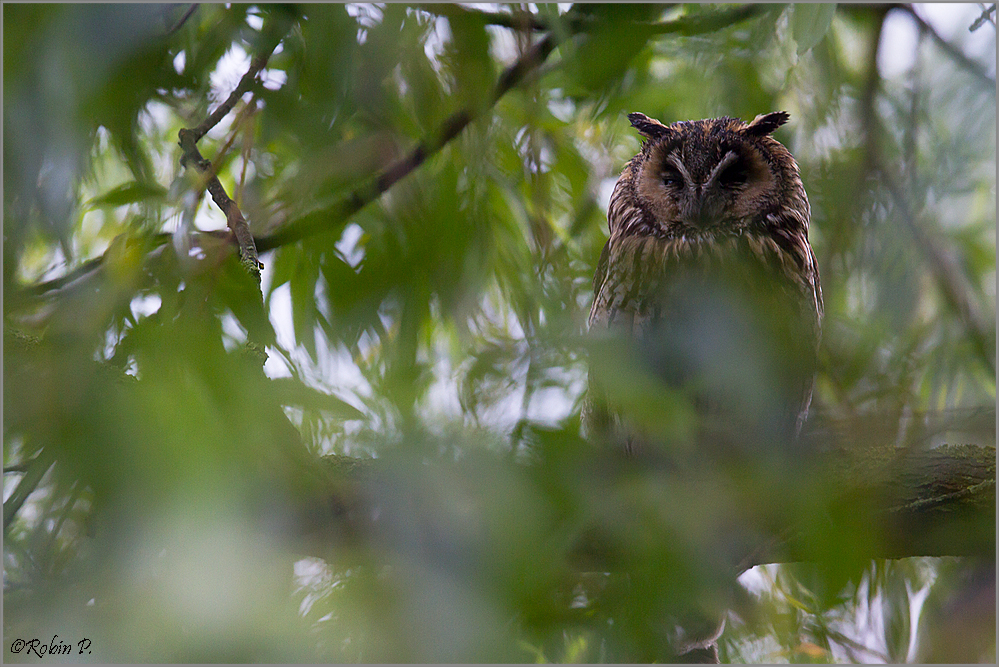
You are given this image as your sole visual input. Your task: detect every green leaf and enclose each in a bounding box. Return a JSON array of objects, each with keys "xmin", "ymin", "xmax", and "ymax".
[
  {"xmin": 791, "ymin": 4, "xmax": 837, "ymax": 55},
  {"xmin": 215, "ymin": 255, "xmax": 277, "ymax": 348},
  {"xmin": 183, "ymin": 4, "xmax": 248, "ymax": 87},
  {"xmin": 517, "ymin": 639, "xmax": 549, "ymax": 663},
  {"xmin": 267, "ymin": 376, "xmax": 365, "ymax": 420},
  {"xmin": 289, "ymin": 250, "xmax": 320, "ymax": 360},
  {"xmin": 445, "ymin": 10, "xmax": 492, "ymax": 112},
  {"xmin": 562, "ymin": 634, "xmax": 590, "ymax": 663},
  {"xmin": 85, "ymin": 180, "xmax": 167, "ymax": 209}
]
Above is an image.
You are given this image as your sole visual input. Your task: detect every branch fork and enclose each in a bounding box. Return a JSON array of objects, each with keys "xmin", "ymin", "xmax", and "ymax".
[
  {"xmin": 178, "ymin": 127, "xmax": 262, "ymax": 274},
  {"xmin": 177, "ymin": 45, "xmax": 280, "ymax": 276}
]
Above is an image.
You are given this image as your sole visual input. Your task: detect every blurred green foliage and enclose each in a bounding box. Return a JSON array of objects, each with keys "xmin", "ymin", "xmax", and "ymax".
[{"xmin": 4, "ymin": 3, "xmax": 994, "ymax": 663}]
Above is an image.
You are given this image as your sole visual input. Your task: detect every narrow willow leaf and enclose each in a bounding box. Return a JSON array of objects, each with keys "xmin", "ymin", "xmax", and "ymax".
[
  {"xmin": 268, "ymin": 376, "xmax": 364, "ymax": 420},
  {"xmin": 86, "ymin": 180, "xmax": 167, "ymax": 209},
  {"xmin": 792, "ymin": 4, "xmax": 837, "ymax": 55}
]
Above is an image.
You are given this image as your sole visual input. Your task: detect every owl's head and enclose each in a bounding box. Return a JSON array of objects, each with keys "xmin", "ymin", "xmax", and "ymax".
[{"xmin": 611, "ymin": 112, "xmax": 808, "ymax": 239}]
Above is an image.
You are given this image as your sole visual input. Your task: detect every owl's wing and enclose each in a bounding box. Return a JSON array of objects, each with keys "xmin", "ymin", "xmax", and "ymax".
[
  {"xmin": 588, "ymin": 239, "xmax": 612, "ymax": 328},
  {"xmin": 794, "ymin": 240, "xmax": 823, "ymax": 432},
  {"xmin": 588, "ymin": 236, "xmax": 659, "ymax": 334},
  {"xmin": 584, "ymin": 236, "xmax": 652, "ymax": 450},
  {"xmin": 588, "ymin": 231, "xmax": 823, "ymax": 445}
]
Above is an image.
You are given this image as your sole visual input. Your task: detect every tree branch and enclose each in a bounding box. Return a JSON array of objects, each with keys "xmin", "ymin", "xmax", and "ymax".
[
  {"xmin": 16, "ymin": 3, "xmax": 770, "ymax": 296},
  {"xmin": 256, "ymin": 32, "xmax": 558, "ymax": 251},
  {"xmin": 3, "ymin": 450, "xmax": 55, "ymax": 532},
  {"xmin": 412, "ymin": 3, "xmax": 765, "ymax": 38},
  {"xmin": 188, "ymin": 52, "xmax": 271, "ymax": 143},
  {"xmin": 257, "ymin": 4, "xmax": 766, "ymax": 252},
  {"xmin": 176, "ymin": 19, "xmax": 289, "ymax": 275},
  {"xmin": 178, "ymin": 129, "xmax": 262, "ymax": 274},
  {"xmin": 412, "ymin": 3, "xmax": 551, "ymax": 31},
  {"xmin": 969, "ymin": 3, "xmax": 996, "ymax": 32},
  {"xmin": 877, "ymin": 164, "xmax": 997, "ymax": 377},
  {"xmin": 737, "ymin": 443, "xmax": 996, "ymax": 571},
  {"xmin": 13, "ymin": 231, "xmax": 233, "ymax": 305},
  {"xmin": 291, "ymin": 439, "xmax": 996, "ymax": 571},
  {"xmin": 847, "ymin": 5, "xmax": 995, "ymax": 378},
  {"xmin": 899, "ymin": 4, "xmax": 996, "ymax": 88},
  {"xmin": 4, "ymin": 459, "xmax": 38, "ymax": 474},
  {"xmin": 641, "ymin": 3, "xmax": 765, "ymax": 35},
  {"xmin": 166, "ymin": 3, "xmax": 199, "ymax": 37},
  {"xmin": 16, "ymin": 24, "xmax": 554, "ymax": 296},
  {"xmin": 859, "ymin": 5, "xmax": 890, "ymax": 175}
]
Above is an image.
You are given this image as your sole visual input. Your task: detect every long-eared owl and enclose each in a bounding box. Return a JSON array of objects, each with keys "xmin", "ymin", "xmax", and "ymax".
[{"xmin": 585, "ymin": 111, "xmax": 822, "ymax": 459}]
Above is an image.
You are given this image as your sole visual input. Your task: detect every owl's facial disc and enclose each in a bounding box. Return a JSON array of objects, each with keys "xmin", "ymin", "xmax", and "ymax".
[
  {"xmin": 632, "ymin": 133, "xmax": 779, "ymax": 236},
  {"xmin": 662, "ymin": 150, "xmax": 749, "ymax": 229}
]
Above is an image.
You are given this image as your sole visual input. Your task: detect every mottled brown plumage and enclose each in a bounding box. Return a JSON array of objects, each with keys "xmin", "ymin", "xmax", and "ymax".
[{"xmin": 585, "ymin": 112, "xmax": 822, "ymax": 456}]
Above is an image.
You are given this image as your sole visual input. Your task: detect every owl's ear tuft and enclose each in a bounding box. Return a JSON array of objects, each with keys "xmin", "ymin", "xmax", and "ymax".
[
  {"xmin": 628, "ymin": 112, "xmax": 670, "ymax": 140},
  {"xmin": 744, "ymin": 111, "xmax": 790, "ymax": 137}
]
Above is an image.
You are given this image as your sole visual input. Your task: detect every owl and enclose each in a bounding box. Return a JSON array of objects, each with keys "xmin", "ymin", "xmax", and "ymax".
[
  {"xmin": 585, "ymin": 111, "xmax": 823, "ymax": 459},
  {"xmin": 582, "ymin": 113, "xmax": 822, "ymax": 662}
]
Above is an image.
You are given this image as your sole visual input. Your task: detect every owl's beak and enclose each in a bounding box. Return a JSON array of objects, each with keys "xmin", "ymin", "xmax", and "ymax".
[
  {"xmin": 682, "ymin": 151, "xmax": 740, "ymax": 228},
  {"xmin": 682, "ymin": 186, "xmax": 722, "ymax": 229}
]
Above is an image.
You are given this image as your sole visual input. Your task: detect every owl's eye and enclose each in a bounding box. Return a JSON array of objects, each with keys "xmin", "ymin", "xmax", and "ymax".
[
  {"xmin": 718, "ymin": 160, "xmax": 749, "ymax": 187},
  {"xmin": 662, "ymin": 167, "xmax": 684, "ymax": 187}
]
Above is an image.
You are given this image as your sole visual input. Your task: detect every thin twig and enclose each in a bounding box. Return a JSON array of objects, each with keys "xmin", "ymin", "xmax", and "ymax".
[
  {"xmin": 166, "ymin": 3, "xmax": 199, "ymax": 36},
  {"xmin": 825, "ymin": 628, "xmax": 892, "ymax": 664},
  {"xmin": 860, "ymin": 6, "xmax": 890, "ymax": 174},
  {"xmin": 3, "ymin": 450, "xmax": 56, "ymax": 532},
  {"xmin": 43, "ymin": 481, "xmax": 83, "ymax": 573},
  {"xmin": 413, "ymin": 3, "xmax": 551, "ymax": 31},
  {"xmin": 236, "ymin": 102, "xmax": 257, "ymax": 208},
  {"xmin": 13, "ymin": 229, "xmax": 230, "ymax": 303},
  {"xmin": 209, "ymin": 96, "xmax": 258, "ymax": 178},
  {"xmin": 969, "ymin": 3, "xmax": 996, "ymax": 31},
  {"xmin": 877, "ymin": 166, "xmax": 996, "ymax": 377},
  {"xmin": 190, "ymin": 51, "xmax": 272, "ymax": 142},
  {"xmin": 18, "ymin": 257, "xmax": 105, "ymax": 297},
  {"xmin": 899, "ymin": 4, "xmax": 996, "ymax": 88}
]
